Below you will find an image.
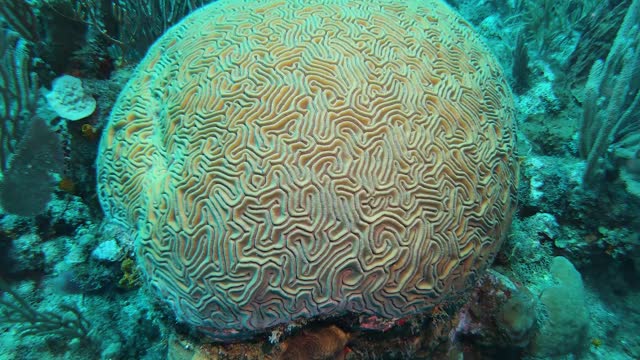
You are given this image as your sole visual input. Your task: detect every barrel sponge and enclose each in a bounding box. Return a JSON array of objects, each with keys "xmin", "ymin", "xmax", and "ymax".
[{"xmin": 96, "ymin": 0, "xmax": 518, "ymax": 339}]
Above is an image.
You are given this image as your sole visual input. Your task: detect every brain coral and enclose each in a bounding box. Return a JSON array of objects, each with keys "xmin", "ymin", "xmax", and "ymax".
[{"xmin": 97, "ymin": 0, "xmax": 518, "ymax": 339}]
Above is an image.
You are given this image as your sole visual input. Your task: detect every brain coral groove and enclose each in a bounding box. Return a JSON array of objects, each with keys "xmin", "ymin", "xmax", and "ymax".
[{"xmin": 97, "ymin": 0, "xmax": 519, "ymax": 340}]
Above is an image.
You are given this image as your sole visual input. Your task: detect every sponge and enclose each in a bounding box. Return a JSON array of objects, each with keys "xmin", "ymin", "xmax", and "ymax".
[{"xmin": 531, "ymin": 256, "xmax": 589, "ymax": 357}]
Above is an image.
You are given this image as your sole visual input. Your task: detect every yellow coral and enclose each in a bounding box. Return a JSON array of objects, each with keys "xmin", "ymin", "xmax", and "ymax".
[{"xmin": 118, "ymin": 258, "xmax": 141, "ymax": 289}]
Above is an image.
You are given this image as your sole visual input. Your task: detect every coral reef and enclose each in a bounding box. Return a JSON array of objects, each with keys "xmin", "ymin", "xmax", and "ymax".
[{"xmin": 0, "ymin": 0, "xmax": 639, "ymax": 359}]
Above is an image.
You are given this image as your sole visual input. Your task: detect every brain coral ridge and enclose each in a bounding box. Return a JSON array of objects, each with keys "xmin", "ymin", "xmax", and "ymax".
[{"xmin": 97, "ymin": 0, "xmax": 519, "ymax": 340}]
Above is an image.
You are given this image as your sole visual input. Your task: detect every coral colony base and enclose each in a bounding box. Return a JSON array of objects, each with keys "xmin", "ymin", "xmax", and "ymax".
[{"xmin": 0, "ymin": 0, "xmax": 639, "ymax": 359}]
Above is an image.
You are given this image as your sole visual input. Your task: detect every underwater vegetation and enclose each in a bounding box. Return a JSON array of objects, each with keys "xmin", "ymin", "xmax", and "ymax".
[
  {"xmin": 0, "ymin": 278, "xmax": 91, "ymax": 345},
  {"xmin": 0, "ymin": 0, "xmax": 638, "ymax": 359}
]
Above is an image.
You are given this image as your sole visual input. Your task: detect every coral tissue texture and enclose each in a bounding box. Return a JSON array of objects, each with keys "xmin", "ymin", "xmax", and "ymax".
[{"xmin": 97, "ymin": 0, "xmax": 518, "ymax": 339}]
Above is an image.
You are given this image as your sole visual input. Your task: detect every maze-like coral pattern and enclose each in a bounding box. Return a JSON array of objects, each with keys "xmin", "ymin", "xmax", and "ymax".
[{"xmin": 97, "ymin": 0, "xmax": 518, "ymax": 339}]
